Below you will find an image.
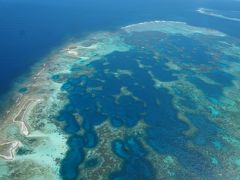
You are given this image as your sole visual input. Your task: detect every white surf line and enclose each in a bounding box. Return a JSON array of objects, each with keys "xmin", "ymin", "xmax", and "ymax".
[
  {"xmin": 36, "ymin": 67, "xmax": 45, "ymax": 76},
  {"xmin": 197, "ymin": 8, "xmax": 240, "ymax": 22},
  {"xmin": 33, "ymin": 65, "xmax": 46, "ymax": 80},
  {"xmin": 0, "ymin": 141, "xmax": 20, "ymax": 161}
]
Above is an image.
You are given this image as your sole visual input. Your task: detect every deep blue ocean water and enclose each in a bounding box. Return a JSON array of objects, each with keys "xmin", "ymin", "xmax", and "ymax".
[{"xmin": 0, "ymin": 0, "xmax": 240, "ymax": 97}]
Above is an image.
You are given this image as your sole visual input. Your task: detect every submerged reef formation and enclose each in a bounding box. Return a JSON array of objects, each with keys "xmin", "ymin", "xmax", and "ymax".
[{"xmin": 1, "ymin": 21, "xmax": 240, "ymax": 180}]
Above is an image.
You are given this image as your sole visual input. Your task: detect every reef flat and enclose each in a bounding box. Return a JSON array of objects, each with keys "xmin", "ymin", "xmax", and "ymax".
[
  {"xmin": 1, "ymin": 21, "xmax": 240, "ymax": 180},
  {"xmin": 122, "ymin": 20, "xmax": 226, "ymax": 37}
]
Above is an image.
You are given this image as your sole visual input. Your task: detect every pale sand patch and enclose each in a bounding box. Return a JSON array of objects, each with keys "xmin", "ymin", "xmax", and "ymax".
[{"xmin": 0, "ymin": 141, "xmax": 20, "ymax": 160}]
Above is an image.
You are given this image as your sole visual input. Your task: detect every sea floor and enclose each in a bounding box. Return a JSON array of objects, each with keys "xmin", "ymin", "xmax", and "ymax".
[{"xmin": 0, "ymin": 21, "xmax": 240, "ymax": 180}]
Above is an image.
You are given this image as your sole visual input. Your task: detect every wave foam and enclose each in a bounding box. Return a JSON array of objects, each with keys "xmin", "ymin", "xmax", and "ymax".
[{"xmin": 197, "ymin": 8, "xmax": 240, "ymax": 22}]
